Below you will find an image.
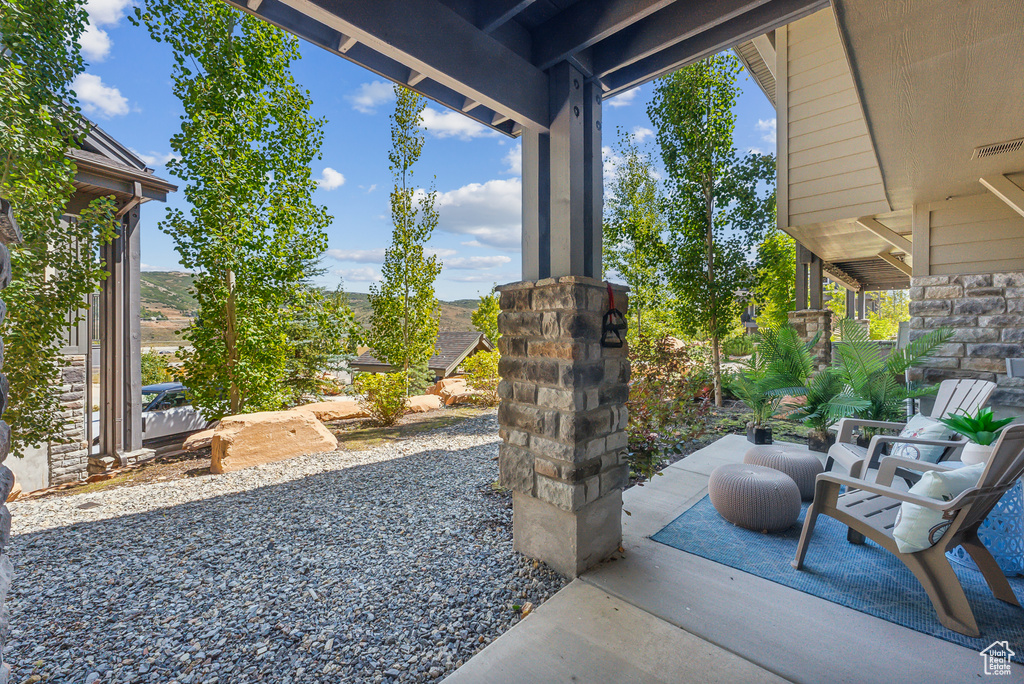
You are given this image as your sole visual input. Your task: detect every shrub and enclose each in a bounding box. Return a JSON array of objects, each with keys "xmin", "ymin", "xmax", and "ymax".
[
  {"xmin": 356, "ymin": 372, "xmax": 407, "ymax": 426},
  {"xmin": 722, "ymin": 335, "xmax": 754, "ymax": 357},
  {"xmin": 141, "ymin": 350, "xmax": 173, "ymax": 386},
  {"xmin": 463, "ymin": 350, "xmax": 500, "ymax": 405},
  {"xmin": 627, "ymin": 336, "xmax": 712, "ymax": 483}
]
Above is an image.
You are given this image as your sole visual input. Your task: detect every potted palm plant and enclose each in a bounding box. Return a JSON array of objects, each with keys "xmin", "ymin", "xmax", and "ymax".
[
  {"xmin": 937, "ymin": 407, "xmax": 1015, "ymax": 465},
  {"xmin": 786, "ymin": 367, "xmax": 869, "ymax": 453}
]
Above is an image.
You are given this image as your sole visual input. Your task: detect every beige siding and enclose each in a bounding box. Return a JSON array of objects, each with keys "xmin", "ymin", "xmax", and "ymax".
[
  {"xmin": 782, "ymin": 9, "xmax": 889, "ymax": 229},
  {"xmin": 917, "ymin": 192, "xmax": 1024, "ymax": 276}
]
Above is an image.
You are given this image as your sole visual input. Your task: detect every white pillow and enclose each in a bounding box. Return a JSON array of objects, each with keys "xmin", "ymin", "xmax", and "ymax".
[
  {"xmin": 892, "ymin": 463, "xmax": 985, "ymax": 554},
  {"xmin": 890, "ymin": 414, "xmax": 954, "ymax": 463}
]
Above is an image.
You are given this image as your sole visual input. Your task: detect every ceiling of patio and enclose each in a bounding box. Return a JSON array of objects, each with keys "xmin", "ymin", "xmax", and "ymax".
[
  {"xmin": 834, "ymin": 0, "xmax": 1024, "ymax": 209},
  {"xmin": 227, "ymin": 0, "xmax": 828, "ymax": 135}
]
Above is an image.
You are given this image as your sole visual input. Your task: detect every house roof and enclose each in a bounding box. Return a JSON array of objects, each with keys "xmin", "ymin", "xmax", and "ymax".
[
  {"xmin": 353, "ymin": 331, "xmax": 494, "ymax": 377},
  {"xmin": 70, "ymin": 119, "xmax": 177, "ymax": 203}
]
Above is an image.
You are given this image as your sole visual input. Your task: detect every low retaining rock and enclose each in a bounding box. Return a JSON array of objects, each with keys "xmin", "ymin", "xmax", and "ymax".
[{"xmin": 211, "ymin": 410, "xmax": 338, "ymax": 474}]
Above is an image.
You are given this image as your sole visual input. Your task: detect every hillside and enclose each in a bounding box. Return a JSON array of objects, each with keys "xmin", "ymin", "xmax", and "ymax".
[{"xmin": 139, "ymin": 271, "xmax": 479, "ymax": 344}]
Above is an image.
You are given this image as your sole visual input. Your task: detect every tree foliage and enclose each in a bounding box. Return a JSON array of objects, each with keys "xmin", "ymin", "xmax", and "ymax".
[
  {"xmin": 471, "ymin": 291, "xmax": 500, "ymax": 344},
  {"xmin": 368, "ymin": 86, "xmax": 442, "ymax": 394},
  {"xmin": 648, "ymin": 55, "xmax": 776, "ymax": 406},
  {"xmin": 603, "ymin": 128, "xmax": 671, "ymax": 339},
  {"xmin": 282, "ymin": 284, "xmax": 361, "ymax": 405},
  {"xmin": 869, "ymin": 289, "xmax": 910, "ymax": 340},
  {"xmin": 134, "ymin": 0, "xmax": 331, "ymax": 419},
  {"xmin": 752, "ymin": 230, "xmax": 795, "ymax": 329},
  {"xmin": 463, "ymin": 350, "xmax": 500, "ymax": 405},
  {"xmin": 1, "ymin": 0, "xmax": 120, "ymax": 455},
  {"xmin": 357, "ymin": 372, "xmax": 407, "ymax": 427},
  {"xmin": 141, "ymin": 351, "xmax": 173, "ymax": 386}
]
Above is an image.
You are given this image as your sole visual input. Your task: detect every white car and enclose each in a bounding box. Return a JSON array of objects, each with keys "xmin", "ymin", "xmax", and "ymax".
[{"xmin": 92, "ymin": 382, "xmax": 211, "ymax": 445}]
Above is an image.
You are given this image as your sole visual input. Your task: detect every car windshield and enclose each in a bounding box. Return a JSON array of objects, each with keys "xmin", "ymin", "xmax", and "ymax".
[{"xmin": 141, "ymin": 391, "xmax": 161, "ymax": 411}]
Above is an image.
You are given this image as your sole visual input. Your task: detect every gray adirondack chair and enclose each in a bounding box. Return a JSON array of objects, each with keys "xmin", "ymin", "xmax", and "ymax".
[
  {"xmin": 826, "ymin": 378, "xmax": 996, "ymax": 479},
  {"xmin": 793, "ymin": 423, "xmax": 1024, "ymax": 637}
]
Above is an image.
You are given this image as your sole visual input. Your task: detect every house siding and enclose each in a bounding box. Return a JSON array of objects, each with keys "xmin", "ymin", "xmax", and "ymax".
[{"xmin": 916, "ymin": 192, "xmax": 1024, "ymax": 277}]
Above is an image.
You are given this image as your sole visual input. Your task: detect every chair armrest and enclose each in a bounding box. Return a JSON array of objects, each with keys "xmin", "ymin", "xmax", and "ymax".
[
  {"xmin": 816, "ymin": 472, "xmax": 952, "ymax": 512},
  {"xmin": 835, "ymin": 418, "xmax": 907, "ymax": 442},
  {"xmin": 875, "ymin": 455, "xmax": 958, "ymax": 486}
]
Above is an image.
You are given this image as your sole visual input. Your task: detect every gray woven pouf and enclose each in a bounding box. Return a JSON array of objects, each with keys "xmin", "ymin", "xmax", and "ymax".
[
  {"xmin": 708, "ymin": 463, "xmax": 801, "ymax": 532},
  {"xmin": 743, "ymin": 445, "xmax": 825, "ymax": 501}
]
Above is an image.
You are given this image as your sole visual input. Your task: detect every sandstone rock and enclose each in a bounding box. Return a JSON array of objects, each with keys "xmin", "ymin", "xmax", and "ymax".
[
  {"xmin": 296, "ymin": 398, "xmax": 367, "ymax": 422},
  {"xmin": 428, "ymin": 377, "xmax": 466, "ymax": 396},
  {"xmin": 210, "ymin": 410, "xmax": 339, "ymax": 474},
  {"xmin": 439, "ymin": 380, "xmax": 469, "ymax": 403},
  {"xmin": 406, "ymin": 395, "xmax": 443, "ymax": 413},
  {"xmin": 182, "ymin": 428, "xmax": 216, "ymax": 452},
  {"xmin": 444, "ymin": 388, "xmax": 483, "ymax": 406}
]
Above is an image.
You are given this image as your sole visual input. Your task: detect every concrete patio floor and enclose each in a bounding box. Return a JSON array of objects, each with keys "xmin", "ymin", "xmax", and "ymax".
[{"xmin": 447, "ymin": 434, "xmax": 993, "ymax": 683}]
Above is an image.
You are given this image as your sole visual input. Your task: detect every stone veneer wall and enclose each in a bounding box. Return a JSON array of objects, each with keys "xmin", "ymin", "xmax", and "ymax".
[
  {"xmin": 908, "ymin": 273, "xmax": 1024, "ymax": 411},
  {"xmin": 496, "ymin": 276, "xmax": 629, "ymax": 577},
  {"xmin": 787, "ymin": 310, "xmax": 832, "ymax": 370},
  {"xmin": 49, "ymin": 354, "xmax": 89, "ymax": 485}
]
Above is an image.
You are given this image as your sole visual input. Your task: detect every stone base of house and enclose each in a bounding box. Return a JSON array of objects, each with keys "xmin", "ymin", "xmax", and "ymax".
[
  {"xmin": 497, "ymin": 276, "xmax": 630, "ymax": 578},
  {"xmin": 787, "ymin": 309, "xmax": 832, "ymax": 369},
  {"xmin": 50, "ymin": 354, "xmax": 89, "ymax": 485},
  {"xmin": 908, "ymin": 272, "xmax": 1024, "ymax": 413}
]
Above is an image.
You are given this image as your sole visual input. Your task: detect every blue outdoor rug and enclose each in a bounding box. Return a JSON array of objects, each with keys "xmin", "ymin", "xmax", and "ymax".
[{"xmin": 651, "ymin": 496, "xmax": 1024, "ymax": 659}]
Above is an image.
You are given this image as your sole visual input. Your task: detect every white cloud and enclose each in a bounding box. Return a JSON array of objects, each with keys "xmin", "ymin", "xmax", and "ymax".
[
  {"xmin": 349, "ymin": 81, "xmax": 395, "ymax": 114},
  {"xmin": 131, "ymin": 149, "xmax": 177, "ymax": 167},
  {"xmin": 359, "ymin": 184, "xmax": 378, "ymax": 194},
  {"xmin": 82, "ymin": 0, "xmax": 133, "ymax": 62},
  {"xmin": 421, "ymin": 108, "xmax": 499, "ymax": 140},
  {"xmin": 73, "ymin": 73, "xmax": 129, "ymax": 117},
  {"xmin": 602, "ymin": 145, "xmax": 621, "ymax": 181},
  {"xmin": 328, "ymin": 248, "xmax": 385, "ymax": 263},
  {"xmin": 756, "ymin": 118, "xmax": 777, "ymax": 145},
  {"xmin": 444, "ymin": 255, "xmax": 512, "ymax": 270},
  {"xmin": 632, "ymin": 126, "xmax": 654, "ymax": 143},
  {"xmin": 446, "ymin": 272, "xmax": 516, "ymax": 283},
  {"xmin": 435, "ymin": 178, "xmax": 522, "ymax": 249},
  {"xmin": 427, "ymin": 247, "xmax": 458, "ymax": 258},
  {"xmin": 504, "ymin": 142, "xmax": 522, "ymax": 175},
  {"xmin": 335, "ymin": 267, "xmax": 381, "ymax": 283},
  {"xmin": 316, "ymin": 167, "xmax": 346, "ymax": 190},
  {"xmin": 607, "ymin": 87, "xmax": 640, "ymax": 108}
]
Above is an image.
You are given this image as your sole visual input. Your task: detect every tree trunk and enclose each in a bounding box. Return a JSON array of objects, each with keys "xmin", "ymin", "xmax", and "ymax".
[
  {"xmin": 225, "ymin": 268, "xmax": 241, "ymax": 415},
  {"xmin": 706, "ymin": 179, "xmax": 722, "ymax": 407}
]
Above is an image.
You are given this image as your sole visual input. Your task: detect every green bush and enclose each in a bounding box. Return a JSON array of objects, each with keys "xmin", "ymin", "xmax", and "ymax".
[
  {"xmin": 462, "ymin": 350, "xmax": 500, "ymax": 405},
  {"xmin": 141, "ymin": 350, "xmax": 173, "ymax": 386},
  {"xmin": 722, "ymin": 335, "xmax": 754, "ymax": 357},
  {"xmin": 356, "ymin": 372, "xmax": 408, "ymax": 426}
]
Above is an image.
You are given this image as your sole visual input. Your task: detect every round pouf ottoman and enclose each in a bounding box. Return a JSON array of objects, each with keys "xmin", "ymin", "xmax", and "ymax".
[
  {"xmin": 743, "ymin": 445, "xmax": 824, "ymax": 500},
  {"xmin": 708, "ymin": 463, "xmax": 801, "ymax": 532}
]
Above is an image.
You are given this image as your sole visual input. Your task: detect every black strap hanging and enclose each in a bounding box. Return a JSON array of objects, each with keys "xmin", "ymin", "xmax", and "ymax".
[{"xmin": 601, "ymin": 283, "xmax": 627, "ymax": 348}]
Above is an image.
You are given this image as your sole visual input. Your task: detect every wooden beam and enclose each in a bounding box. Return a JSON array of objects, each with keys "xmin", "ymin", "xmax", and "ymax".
[
  {"xmin": 856, "ymin": 216, "xmax": 912, "ymax": 254},
  {"xmin": 337, "ymin": 33, "xmax": 358, "ymax": 53},
  {"xmin": 247, "ymin": 0, "xmax": 263, "ymax": 10},
  {"xmin": 980, "ymin": 174, "xmax": 1024, "ymax": 219},
  {"xmin": 876, "ymin": 250, "xmax": 912, "ymax": 276},
  {"xmin": 477, "ymin": 0, "xmax": 535, "ymax": 33},
  {"xmin": 531, "ymin": 0, "xmax": 675, "ymax": 72},
  {"xmin": 601, "ymin": 0, "xmax": 827, "ymax": 96},
  {"xmin": 751, "ymin": 32, "xmax": 775, "ymax": 78},
  {"xmin": 238, "ymin": 0, "xmax": 551, "ymax": 130},
  {"xmin": 462, "ymin": 98, "xmax": 480, "ymax": 112},
  {"xmin": 407, "ymin": 69, "xmax": 427, "ymax": 86},
  {"xmin": 823, "ymin": 263, "xmax": 860, "ymax": 291},
  {"xmin": 492, "ymin": 112, "xmax": 511, "ymax": 126}
]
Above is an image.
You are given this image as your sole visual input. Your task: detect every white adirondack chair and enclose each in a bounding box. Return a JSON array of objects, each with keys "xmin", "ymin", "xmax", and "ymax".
[{"xmin": 826, "ymin": 378, "xmax": 996, "ymax": 480}]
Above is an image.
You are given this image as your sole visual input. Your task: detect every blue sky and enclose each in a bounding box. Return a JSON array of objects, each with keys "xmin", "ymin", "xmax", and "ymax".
[{"xmin": 77, "ymin": 0, "xmax": 778, "ymax": 300}]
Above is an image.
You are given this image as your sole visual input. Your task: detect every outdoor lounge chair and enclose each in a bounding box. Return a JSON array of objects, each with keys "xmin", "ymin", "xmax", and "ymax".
[
  {"xmin": 826, "ymin": 378, "xmax": 996, "ymax": 479},
  {"xmin": 792, "ymin": 424, "xmax": 1024, "ymax": 637}
]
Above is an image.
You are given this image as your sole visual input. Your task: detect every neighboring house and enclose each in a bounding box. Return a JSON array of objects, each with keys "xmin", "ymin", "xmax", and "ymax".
[
  {"xmin": 352, "ymin": 332, "xmax": 494, "ymax": 381},
  {"xmin": 7, "ymin": 121, "xmax": 176, "ymax": 492},
  {"xmin": 736, "ymin": 4, "xmax": 1024, "ymax": 416}
]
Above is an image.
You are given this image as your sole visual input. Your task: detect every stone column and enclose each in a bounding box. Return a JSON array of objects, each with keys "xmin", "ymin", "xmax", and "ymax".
[
  {"xmin": 50, "ymin": 354, "xmax": 90, "ymax": 484},
  {"xmin": 497, "ymin": 276, "xmax": 629, "ymax": 577},
  {"xmin": 788, "ymin": 309, "xmax": 832, "ymax": 370}
]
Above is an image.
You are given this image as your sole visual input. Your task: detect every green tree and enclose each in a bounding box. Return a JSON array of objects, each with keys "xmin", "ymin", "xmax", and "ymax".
[
  {"xmin": 368, "ymin": 86, "xmax": 442, "ymax": 395},
  {"xmin": 649, "ymin": 55, "xmax": 776, "ymax": 406},
  {"xmin": 471, "ymin": 291, "xmax": 500, "ymax": 344},
  {"xmin": 824, "ymin": 281, "xmax": 847, "ymax": 323},
  {"xmin": 282, "ymin": 284, "xmax": 360, "ymax": 405},
  {"xmin": 134, "ymin": 0, "xmax": 331, "ymax": 418},
  {"xmin": 1, "ymin": 0, "xmax": 120, "ymax": 455},
  {"xmin": 141, "ymin": 351, "xmax": 173, "ymax": 386},
  {"xmin": 752, "ymin": 230, "xmax": 795, "ymax": 329},
  {"xmin": 869, "ymin": 289, "xmax": 911, "ymax": 340},
  {"xmin": 603, "ymin": 128, "xmax": 670, "ymax": 338}
]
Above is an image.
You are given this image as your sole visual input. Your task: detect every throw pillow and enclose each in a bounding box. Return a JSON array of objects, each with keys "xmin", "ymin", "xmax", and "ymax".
[
  {"xmin": 892, "ymin": 463, "xmax": 985, "ymax": 554},
  {"xmin": 889, "ymin": 414, "xmax": 954, "ymax": 463}
]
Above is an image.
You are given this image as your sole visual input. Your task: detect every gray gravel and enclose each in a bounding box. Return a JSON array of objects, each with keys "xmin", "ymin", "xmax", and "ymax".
[{"xmin": 4, "ymin": 412, "xmax": 567, "ymax": 683}]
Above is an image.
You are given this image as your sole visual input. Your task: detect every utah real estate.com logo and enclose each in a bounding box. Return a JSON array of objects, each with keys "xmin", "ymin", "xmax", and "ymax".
[{"xmin": 980, "ymin": 641, "xmax": 1014, "ymax": 676}]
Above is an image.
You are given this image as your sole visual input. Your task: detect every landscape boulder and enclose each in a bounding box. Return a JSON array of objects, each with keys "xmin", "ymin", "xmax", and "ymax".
[
  {"xmin": 428, "ymin": 377, "xmax": 466, "ymax": 396},
  {"xmin": 443, "ymin": 387, "xmax": 484, "ymax": 406},
  {"xmin": 406, "ymin": 395, "xmax": 444, "ymax": 413},
  {"xmin": 210, "ymin": 410, "xmax": 338, "ymax": 474},
  {"xmin": 183, "ymin": 427, "xmax": 216, "ymax": 452},
  {"xmin": 296, "ymin": 398, "xmax": 368, "ymax": 422}
]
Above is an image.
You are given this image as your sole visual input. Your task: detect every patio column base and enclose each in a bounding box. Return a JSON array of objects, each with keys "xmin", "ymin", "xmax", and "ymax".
[
  {"xmin": 496, "ymin": 276, "xmax": 629, "ymax": 578},
  {"xmin": 788, "ymin": 309, "xmax": 832, "ymax": 370}
]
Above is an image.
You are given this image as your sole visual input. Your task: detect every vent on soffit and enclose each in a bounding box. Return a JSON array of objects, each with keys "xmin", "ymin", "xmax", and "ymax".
[{"xmin": 973, "ymin": 138, "xmax": 1024, "ymax": 159}]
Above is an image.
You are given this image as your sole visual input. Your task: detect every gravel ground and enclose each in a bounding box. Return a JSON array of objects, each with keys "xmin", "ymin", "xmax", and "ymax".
[{"xmin": 4, "ymin": 412, "xmax": 567, "ymax": 683}]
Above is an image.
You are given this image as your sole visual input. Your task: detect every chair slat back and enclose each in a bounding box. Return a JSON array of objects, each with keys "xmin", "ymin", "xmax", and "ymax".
[
  {"xmin": 958, "ymin": 424, "xmax": 1024, "ymax": 530},
  {"xmin": 929, "ymin": 379, "xmax": 996, "ymax": 421}
]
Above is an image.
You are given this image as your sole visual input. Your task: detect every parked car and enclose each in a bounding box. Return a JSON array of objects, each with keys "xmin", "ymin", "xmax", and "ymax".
[{"xmin": 92, "ymin": 382, "xmax": 212, "ymax": 445}]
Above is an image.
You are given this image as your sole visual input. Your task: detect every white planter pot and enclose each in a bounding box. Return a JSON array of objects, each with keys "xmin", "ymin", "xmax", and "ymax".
[{"xmin": 961, "ymin": 442, "xmax": 994, "ymax": 466}]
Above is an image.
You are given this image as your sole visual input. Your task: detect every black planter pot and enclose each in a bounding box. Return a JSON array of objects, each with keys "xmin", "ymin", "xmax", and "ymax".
[
  {"xmin": 808, "ymin": 430, "xmax": 836, "ymax": 454},
  {"xmin": 746, "ymin": 424, "xmax": 773, "ymax": 445}
]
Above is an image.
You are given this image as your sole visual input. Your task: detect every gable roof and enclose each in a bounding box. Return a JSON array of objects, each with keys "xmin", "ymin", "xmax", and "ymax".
[
  {"xmin": 70, "ymin": 118, "xmax": 177, "ymax": 203},
  {"xmin": 353, "ymin": 331, "xmax": 494, "ymax": 377}
]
